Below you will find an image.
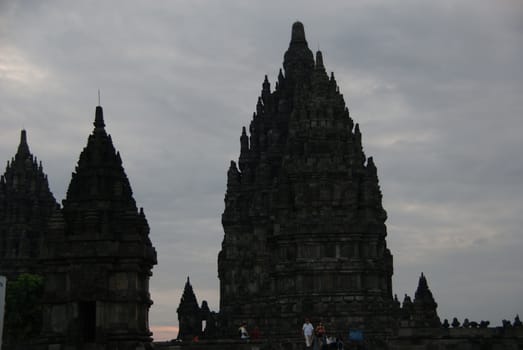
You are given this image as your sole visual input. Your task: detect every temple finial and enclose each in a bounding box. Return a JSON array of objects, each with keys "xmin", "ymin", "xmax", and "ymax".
[
  {"xmin": 17, "ymin": 129, "xmax": 31, "ymax": 157},
  {"xmin": 240, "ymin": 126, "xmax": 249, "ymax": 155},
  {"xmin": 94, "ymin": 105, "xmax": 105, "ymax": 129},
  {"xmin": 20, "ymin": 129, "xmax": 27, "ymax": 146},
  {"xmin": 98, "ymin": 89, "xmax": 101, "ymax": 106},
  {"xmin": 262, "ymin": 75, "xmax": 270, "ymax": 92},
  {"xmin": 283, "ymin": 21, "xmax": 314, "ymax": 82},
  {"xmin": 316, "ymin": 50, "xmax": 324, "ymax": 69},
  {"xmin": 290, "ymin": 21, "xmax": 306, "ymax": 44}
]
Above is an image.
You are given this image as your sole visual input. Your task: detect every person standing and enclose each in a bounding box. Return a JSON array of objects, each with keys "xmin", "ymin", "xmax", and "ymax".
[
  {"xmin": 315, "ymin": 322, "xmax": 326, "ymax": 348},
  {"xmin": 302, "ymin": 318, "xmax": 314, "ymax": 348},
  {"xmin": 239, "ymin": 322, "xmax": 249, "ymax": 340}
]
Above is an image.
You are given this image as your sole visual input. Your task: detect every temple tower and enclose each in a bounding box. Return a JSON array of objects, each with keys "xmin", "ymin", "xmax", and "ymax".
[
  {"xmin": 411, "ymin": 273, "xmax": 440, "ymax": 327},
  {"xmin": 176, "ymin": 277, "xmax": 202, "ymax": 341},
  {"xmin": 219, "ymin": 22, "xmax": 394, "ymax": 337},
  {"xmin": 39, "ymin": 105, "xmax": 157, "ymax": 349},
  {"xmin": 0, "ymin": 130, "xmax": 57, "ymax": 279}
]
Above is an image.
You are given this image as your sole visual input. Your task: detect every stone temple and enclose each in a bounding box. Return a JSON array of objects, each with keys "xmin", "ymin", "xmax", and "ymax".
[
  {"xmin": 0, "ymin": 106, "xmax": 157, "ymax": 349},
  {"xmin": 176, "ymin": 22, "xmax": 523, "ymax": 349},
  {"xmin": 219, "ymin": 21, "xmax": 393, "ymax": 337},
  {"xmin": 1, "ymin": 21, "xmax": 522, "ymax": 350}
]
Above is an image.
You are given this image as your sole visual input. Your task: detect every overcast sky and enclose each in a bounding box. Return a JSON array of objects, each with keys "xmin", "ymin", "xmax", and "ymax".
[{"xmin": 1, "ymin": 0, "xmax": 522, "ymax": 341}]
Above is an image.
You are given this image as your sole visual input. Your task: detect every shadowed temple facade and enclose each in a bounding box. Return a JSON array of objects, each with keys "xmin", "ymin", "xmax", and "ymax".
[
  {"xmin": 176, "ymin": 22, "xmax": 523, "ymax": 349},
  {"xmin": 218, "ymin": 21, "xmax": 394, "ymax": 336},
  {"xmin": 0, "ymin": 107, "xmax": 157, "ymax": 350}
]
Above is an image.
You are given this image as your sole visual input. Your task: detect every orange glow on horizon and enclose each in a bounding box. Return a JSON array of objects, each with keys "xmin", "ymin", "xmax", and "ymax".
[{"xmin": 151, "ymin": 325, "xmax": 179, "ymax": 341}]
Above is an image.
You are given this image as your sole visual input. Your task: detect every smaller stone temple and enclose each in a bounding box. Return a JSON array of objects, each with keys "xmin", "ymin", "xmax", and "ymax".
[
  {"xmin": 38, "ymin": 105, "xmax": 157, "ymax": 349},
  {"xmin": 0, "ymin": 105, "xmax": 157, "ymax": 350},
  {"xmin": 176, "ymin": 277, "xmax": 201, "ymax": 341},
  {"xmin": 176, "ymin": 277, "xmax": 218, "ymax": 342}
]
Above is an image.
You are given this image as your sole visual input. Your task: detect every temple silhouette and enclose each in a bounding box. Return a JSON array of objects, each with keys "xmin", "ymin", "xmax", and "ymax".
[
  {"xmin": 219, "ymin": 21, "xmax": 394, "ymax": 336},
  {"xmin": 0, "ymin": 107, "xmax": 156, "ymax": 349},
  {"xmin": 0, "ymin": 21, "xmax": 521, "ymax": 350},
  {"xmin": 174, "ymin": 22, "xmax": 522, "ymax": 349}
]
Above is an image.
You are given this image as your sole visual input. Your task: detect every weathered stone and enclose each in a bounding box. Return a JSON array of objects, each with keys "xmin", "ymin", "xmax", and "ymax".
[
  {"xmin": 33, "ymin": 105, "xmax": 155, "ymax": 350},
  {"xmin": 218, "ymin": 21, "xmax": 393, "ymax": 338},
  {"xmin": 0, "ymin": 130, "xmax": 58, "ymax": 279},
  {"xmin": 0, "ymin": 106, "xmax": 156, "ymax": 350}
]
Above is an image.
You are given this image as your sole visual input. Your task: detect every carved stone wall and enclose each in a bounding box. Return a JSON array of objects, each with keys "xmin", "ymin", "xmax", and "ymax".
[
  {"xmin": 218, "ymin": 22, "xmax": 394, "ymax": 338},
  {"xmin": 36, "ymin": 106, "xmax": 157, "ymax": 350}
]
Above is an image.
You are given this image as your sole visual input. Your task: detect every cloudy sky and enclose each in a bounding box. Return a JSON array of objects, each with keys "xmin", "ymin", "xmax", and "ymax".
[{"xmin": 1, "ymin": 0, "xmax": 522, "ymax": 341}]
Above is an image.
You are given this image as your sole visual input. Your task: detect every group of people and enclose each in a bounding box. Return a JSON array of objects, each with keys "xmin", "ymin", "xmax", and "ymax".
[
  {"xmin": 237, "ymin": 318, "xmax": 357, "ymax": 349},
  {"xmin": 302, "ymin": 318, "xmax": 344, "ymax": 349}
]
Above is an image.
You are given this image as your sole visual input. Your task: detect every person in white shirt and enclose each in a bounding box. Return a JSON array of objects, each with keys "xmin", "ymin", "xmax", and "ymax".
[
  {"xmin": 239, "ymin": 322, "xmax": 249, "ymax": 340},
  {"xmin": 302, "ymin": 318, "xmax": 314, "ymax": 348}
]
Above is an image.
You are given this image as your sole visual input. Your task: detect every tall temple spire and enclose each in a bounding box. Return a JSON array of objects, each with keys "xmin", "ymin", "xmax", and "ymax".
[{"xmin": 219, "ymin": 22, "xmax": 392, "ymax": 338}]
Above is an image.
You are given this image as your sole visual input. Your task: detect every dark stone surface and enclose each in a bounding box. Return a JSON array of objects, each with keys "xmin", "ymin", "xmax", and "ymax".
[
  {"xmin": 37, "ymin": 106, "xmax": 157, "ymax": 349},
  {"xmin": 0, "ymin": 130, "xmax": 58, "ymax": 279},
  {"xmin": 218, "ymin": 20, "xmax": 393, "ymax": 338},
  {"xmin": 1, "ymin": 106, "xmax": 157, "ymax": 350},
  {"xmin": 177, "ymin": 277, "xmax": 203, "ymax": 341},
  {"xmin": 182, "ymin": 22, "xmax": 523, "ymax": 349}
]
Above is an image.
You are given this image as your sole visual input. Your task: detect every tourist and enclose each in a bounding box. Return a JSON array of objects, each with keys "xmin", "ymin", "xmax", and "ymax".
[
  {"xmin": 302, "ymin": 318, "xmax": 314, "ymax": 348},
  {"xmin": 315, "ymin": 322, "xmax": 326, "ymax": 346},
  {"xmin": 239, "ymin": 322, "xmax": 249, "ymax": 340}
]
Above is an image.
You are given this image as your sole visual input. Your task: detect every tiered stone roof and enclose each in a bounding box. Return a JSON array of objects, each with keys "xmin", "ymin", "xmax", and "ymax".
[
  {"xmin": 219, "ymin": 22, "xmax": 393, "ymax": 337},
  {"xmin": 39, "ymin": 105, "xmax": 157, "ymax": 349}
]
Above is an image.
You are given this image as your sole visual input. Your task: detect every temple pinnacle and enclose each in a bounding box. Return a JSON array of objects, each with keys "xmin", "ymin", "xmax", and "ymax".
[
  {"xmin": 16, "ymin": 129, "xmax": 31, "ymax": 157},
  {"xmin": 283, "ymin": 21, "xmax": 314, "ymax": 83},
  {"xmin": 290, "ymin": 21, "xmax": 307, "ymax": 44},
  {"xmin": 94, "ymin": 105, "xmax": 105, "ymax": 129},
  {"xmin": 316, "ymin": 50, "xmax": 324, "ymax": 69}
]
